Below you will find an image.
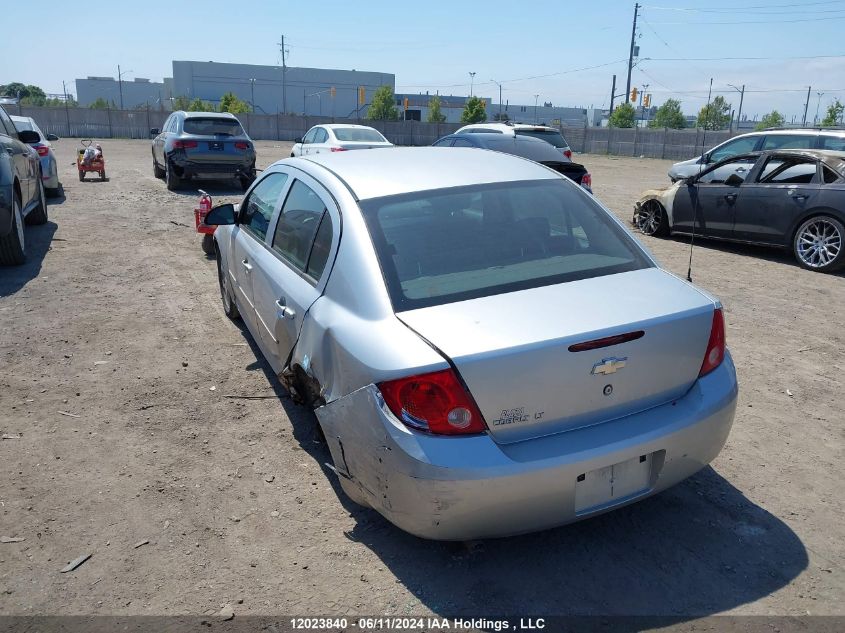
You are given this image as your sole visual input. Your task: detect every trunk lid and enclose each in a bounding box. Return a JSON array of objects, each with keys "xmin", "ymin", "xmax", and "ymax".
[{"xmin": 397, "ymin": 268, "xmax": 716, "ymax": 444}]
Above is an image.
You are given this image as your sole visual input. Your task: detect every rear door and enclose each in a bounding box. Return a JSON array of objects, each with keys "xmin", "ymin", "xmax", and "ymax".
[
  {"xmin": 733, "ymin": 154, "xmax": 822, "ymax": 245},
  {"xmin": 671, "ymin": 156, "xmax": 758, "ymax": 237},
  {"xmin": 300, "ymin": 127, "xmax": 318, "ymax": 155},
  {"xmin": 0, "ymin": 107, "xmax": 34, "ymax": 204},
  {"xmin": 250, "ymin": 174, "xmax": 339, "ymax": 372},
  {"xmin": 308, "ymin": 127, "xmax": 329, "ymax": 154},
  {"xmin": 230, "ymin": 172, "xmax": 291, "ymax": 331}
]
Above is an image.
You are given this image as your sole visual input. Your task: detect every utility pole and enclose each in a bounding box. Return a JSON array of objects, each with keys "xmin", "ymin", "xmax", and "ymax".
[
  {"xmin": 491, "ymin": 79, "xmax": 503, "ymax": 118},
  {"xmin": 278, "ymin": 35, "xmax": 288, "ymax": 115},
  {"xmin": 609, "ymin": 74, "xmax": 617, "ymax": 115},
  {"xmin": 814, "ymin": 91, "xmax": 825, "ymax": 126},
  {"xmin": 469, "ymin": 72, "xmax": 476, "ymax": 97},
  {"xmin": 250, "ymin": 78, "xmax": 256, "ymax": 113},
  {"xmin": 626, "ymin": 3, "xmax": 640, "ymax": 103},
  {"xmin": 728, "ymin": 84, "xmax": 744, "ymax": 133},
  {"xmin": 534, "ymin": 94, "xmax": 539, "ymax": 123},
  {"xmin": 802, "ymin": 85, "xmax": 811, "ymax": 127},
  {"xmin": 118, "ymin": 65, "xmax": 124, "ymax": 110},
  {"xmin": 62, "ymin": 80, "xmax": 70, "ymax": 135}
]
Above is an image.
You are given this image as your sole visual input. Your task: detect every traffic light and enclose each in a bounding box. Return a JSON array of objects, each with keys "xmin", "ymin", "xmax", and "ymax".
[
  {"xmin": 330, "ymin": 86, "xmax": 336, "ymax": 98},
  {"xmin": 643, "ymin": 94, "xmax": 651, "ymax": 107},
  {"xmin": 630, "ymin": 87, "xmax": 639, "ymax": 102},
  {"xmin": 358, "ymin": 86, "xmax": 366, "ymax": 105}
]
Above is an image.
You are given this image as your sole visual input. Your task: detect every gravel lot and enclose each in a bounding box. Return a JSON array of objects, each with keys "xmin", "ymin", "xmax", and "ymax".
[{"xmin": 0, "ymin": 139, "xmax": 842, "ymax": 621}]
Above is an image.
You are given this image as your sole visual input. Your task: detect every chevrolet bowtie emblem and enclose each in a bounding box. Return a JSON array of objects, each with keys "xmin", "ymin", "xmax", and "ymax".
[{"xmin": 591, "ymin": 357, "xmax": 627, "ymax": 375}]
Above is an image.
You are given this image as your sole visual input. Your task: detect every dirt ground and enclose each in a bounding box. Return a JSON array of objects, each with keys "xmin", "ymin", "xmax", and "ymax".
[{"xmin": 0, "ymin": 139, "xmax": 842, "ymax": 622}]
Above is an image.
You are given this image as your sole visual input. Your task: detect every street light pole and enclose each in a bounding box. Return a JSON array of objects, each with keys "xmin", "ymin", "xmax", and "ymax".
[
  {"xmin": 249, "ymin": 78, "xmax": 256, "ymax": 113},
  {"xmin": 815, "ymin": 91, "xmax": 825, "ymax": 126},
  {"xmin": 491, "ymin": 79, "xmax": 503, "ymax": 118},
  {"xmin": 117, "ymin": 65, "xmax": 132, "ymax": 110},
  {"xmin": 469, "ymin": 72, "xmax": 476, "ymax": 97},
  {"xmin": 727, "ymin": 84, "xmax": 745, "ymax": 133},
  {"xmin": 534, "ymin": 94, "xmax": 539, "ymax": 124}
]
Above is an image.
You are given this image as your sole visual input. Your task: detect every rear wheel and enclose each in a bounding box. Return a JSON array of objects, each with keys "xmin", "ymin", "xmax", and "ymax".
[
  {"xmin": 153, "ymin": 153, "xmax": 165, "ymax": 178},
  {"xmin": 25, "ymin": 178, "xmax": 48, "ymax": 225},
  {"xmin": 793, "ymin": 215, "xmax": 844, "ymax": 273},
  {"xmin": 0, "ymin": 195, "xmax": 26, "ymax": 265},
  {"xmin": 216, "ymin": 249, "xmax": 240, "ymax": 319},
  {"xmin": 635, "ymin": 200, "xmax": 669, "ymax": 237},
  {"xmin": 165, "ymin": 159, "xmax": 181, "ymax": 191},
  {"xmin": 201, "ymin": 234, "xmax": 215, "ymax": 256}
]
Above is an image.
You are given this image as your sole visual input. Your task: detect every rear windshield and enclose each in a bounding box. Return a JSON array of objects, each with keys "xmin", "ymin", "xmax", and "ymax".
[
  {"xmin": 361, "ymin": 179, "xmax": 650, "ymax": 311},
  {"xmin": 183, "ymin": 117, "xmax": 244, "ymax": 136},
  {"xmin": 333, "ymin": 128, "xmax": 386, "ymax": 142},
  {"xmin": 516, "ymin": 129, "xmax": 568, "ymax": 148}
]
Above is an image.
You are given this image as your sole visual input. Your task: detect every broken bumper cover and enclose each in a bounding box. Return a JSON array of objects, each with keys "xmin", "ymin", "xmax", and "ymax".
[{"xmin": 318, "ymin": 352, "xmax": 738, "ymax": 541}]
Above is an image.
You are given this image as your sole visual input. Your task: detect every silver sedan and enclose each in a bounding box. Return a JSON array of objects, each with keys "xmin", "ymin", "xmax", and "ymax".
[{"xmin": 204, "ymin": 148, "xmax": 738, "ymax": 540}]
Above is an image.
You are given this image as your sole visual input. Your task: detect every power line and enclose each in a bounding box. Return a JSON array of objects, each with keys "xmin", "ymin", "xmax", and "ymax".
[
  {"xmin": 650, "ymin": 14, "xmax": 845, "ymax": 25},
  {"xmin": 645, "ymin": 54, "xmax": 845, "ymax": 61},
  {"xmin": 643, "ymin": 0, "xmax": 843, "ymax": 11}
]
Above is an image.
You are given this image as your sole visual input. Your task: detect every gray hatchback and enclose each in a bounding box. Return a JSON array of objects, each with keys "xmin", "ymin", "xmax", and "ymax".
[{"xmin": 151, "ymin": 111, "xmax": 256, "ymax": 191}]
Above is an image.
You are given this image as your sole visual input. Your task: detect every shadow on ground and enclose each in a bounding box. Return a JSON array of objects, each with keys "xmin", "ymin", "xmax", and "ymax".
[
  {"xmin": 0, "ymin": 220, "xmax": 58, "ymax": 297},
  {"xmin": 231, "ymin": 314, "xmax": 808, "ymax": 620}
]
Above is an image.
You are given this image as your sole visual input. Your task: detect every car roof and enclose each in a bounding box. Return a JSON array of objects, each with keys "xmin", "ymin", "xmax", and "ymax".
[
  {"xmin": 448, "ymin": 133, "xmax": 566, "ymax": 160},
  {"xmin": 178, "ymin": 110, "xmax": 239, "ymax": 119},
  {"xmin": 732, "ymin": 128, "xmax": 845, "ymax": 139},
  {"xmin": 319, "ymin": 124, "xmax": 380, "ymax": 130},
  {"xmin": 289, "ymin": 147, "xmax": 560, "ymax": 200}
]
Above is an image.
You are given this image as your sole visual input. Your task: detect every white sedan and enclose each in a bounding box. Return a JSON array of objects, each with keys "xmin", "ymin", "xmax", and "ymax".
[{"xmin": 290, "ymin": 124, "xmax": 392, "ymax": 157}]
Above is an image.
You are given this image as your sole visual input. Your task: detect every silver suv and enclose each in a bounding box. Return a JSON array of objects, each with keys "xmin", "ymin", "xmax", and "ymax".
[
  {"xmin": 455, "ymin": 122, "xmax": 573, "ymax": 158},
  {"xmin": 669, "ymin": 128, "xmax": 845, "ymax": 181}
]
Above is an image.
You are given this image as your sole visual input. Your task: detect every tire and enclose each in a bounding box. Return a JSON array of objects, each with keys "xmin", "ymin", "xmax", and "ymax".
[
  {"xmin": 153, "ymin": 154, "xmax": 165, "ymax": 178},
  {"xmin": 216, "ymin": 249, "xmax": 240, "ymax": 320},
  {"xmin": 0, "ymin": 194, "xmax": 26, "ymax": 266},
  {"xmin": 100, "ymin": 170, "xmax": 106, "ymax": 180},
  {"xmin": 201, "ymin": 234, "xmax": 215, "ymax": 256},
  {"xmin": 792, "ymin": 215, "xmax": 845, "ymax": 273},
  {"xmin": 165, "ymin": 159, "xmax": 181, "ymax": 191},
  {"xmin": 78, "ymin": 170, "xmax": 84, "ymax": 182},
  {"xmin": 25, "ymin": 178, "xmax": 48, "ymax": 226},
  {"xmin": 635, "ymin": 199, "xmax": 669, "ymax": 237},
  {"xmin": 239, "ymin": 175, "xmax": 254, "ymax": 192}
]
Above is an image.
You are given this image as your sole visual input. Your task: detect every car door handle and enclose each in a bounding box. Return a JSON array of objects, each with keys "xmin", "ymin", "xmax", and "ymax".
[
  {"xmin": 241, "ymin": 259, "xmax": 252, "ymax": 272},
  {"xmin": 724, "ymin": 193, "xmax": 737, "ymax": 202},
  {"xmin": 788, "ymin": 190, "xmax": 808, "ymax": 200},
  {"xmin": 275, "ymin": 299, "xmax": 295, "ymax": 319},
  {"xmin": 735, "ymin": 167, "xmax": 747, "ymax": 173}
]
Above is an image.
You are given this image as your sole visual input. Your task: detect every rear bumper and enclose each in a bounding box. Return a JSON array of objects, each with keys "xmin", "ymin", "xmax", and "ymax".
[
  {"xmin": 168, "ymin": 153, "xmax": 255, "ymax": 179},
  {"xmin": 318, "ymin": 352, "xmax": 738, "ymax": 540}
]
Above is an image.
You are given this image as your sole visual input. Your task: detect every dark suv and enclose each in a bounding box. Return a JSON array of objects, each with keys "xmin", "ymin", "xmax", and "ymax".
[
  {"xmin": 0, "ymin": 105, "xmax": 47, "ymax": 265},
  {"xmin": 151, "ymin": 111, "xmax": 257, "ymax": 191}
]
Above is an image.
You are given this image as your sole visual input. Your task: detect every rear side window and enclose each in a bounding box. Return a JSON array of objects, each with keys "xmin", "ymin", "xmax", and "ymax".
[
  {"xmin": 240, "ymin": 173, "xmax": 289, "ymax": 241},
  {"xmin": 183, "ymin": 117, "xmax": 243, "ymax": 136},
  {"xmin": 452, "ymin": 138, "xmax": 475, "ymax": 147},
  {"xmin": 12, "ymin": 119, "xmax": 33, "ymax": 132},
  {"xmin": 759, "ymin": 158, "xmax": 817, "ymax": 184},
  {"xmin": 821, "ymin": 136, "xmax": 845, "ymax": 152},
  {"xmin": 432, "ymin": 138, "xmax": 453, "ymax": 147},
  {"xmin": 515, "ymin": 129, "xmax": 568, "ymax": 148},
  {"xmin": 762, "ymin": 135, "xmax": 816, "ymax": 150},
  {"xmin": 313, "ymin": 128, "xmax": 328, "ymax": 143},
  {"xmin": 272, "ymin": 180, "xmax": 327, "ymax": 272},
  {"xmin": 822, "ymin": 166, "xmax": 840, "ymax": 184},
  {"xmin": 333, "ymin": 128, "xmax": 386, "ymax": 142},
  {"xmin": 361, "ymin": 179, "xmax": 650, "ymax": 311}
]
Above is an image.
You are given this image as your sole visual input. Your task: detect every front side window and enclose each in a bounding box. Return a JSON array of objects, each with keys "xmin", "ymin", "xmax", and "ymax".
[
  {"xmin": 762, "ymin": 135, "xmax": 817, "ymax": 150},
  {"xmin": 709, "ymin": 136, "xmax": 759, "ymax": 163},
  {"xmin": 239, "ymin": 172, "xmax": 289, "ymax": 241},
  {"xmin": 361, "ymin": 179, "xmax": 650, "ymax": 311},
  {"xmin": 272, "ymin": 180, "xmax": 327, "ymax": 272},
  {"xmin": 699, "ymin": 157, "xmax": 757, "ymax": 184}
]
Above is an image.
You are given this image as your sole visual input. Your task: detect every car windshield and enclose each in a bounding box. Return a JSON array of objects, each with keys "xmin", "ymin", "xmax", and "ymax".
[
  {"xmin": 183, "ymin": 118, "xmax": 244, "ymax": 136},
  {"xmin": 361, "ymin": 179, "xmax": 650, "ymax": 311},
  {"xmin": 333, "ymin": 128, "xmax": 386, "ymax": 142},
  {"xmin": 515, "ymin": 129, "xmax": 568, "ymax": 148}
]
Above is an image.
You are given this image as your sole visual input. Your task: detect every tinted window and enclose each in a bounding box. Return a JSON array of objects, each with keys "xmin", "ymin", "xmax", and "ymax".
[
  {"xmin": 240, "ymin": 173, "xmax": 289, "ymax": 241},
  {"xmin": 0, "ymin": 108, "xmax": 16, "ymax": 136},
  {"xmin": 762, "ymin": 135, "xmax": 816, "ymax": 150},
  {"xmin": 361, "ymin": 180, "xmax": 650, "ymax": 311},
  {"xmin": 183, "ymin": 117, "xmax": 243, "ymax": 136},
  {"xmin": 820, "ymin": 136, "xmax": 845, "ymax": 152},
  {"xmin": 306, "ymin": 213, "xmax": 334, "ymax": 280},
  {"xmin": 313, "ymin": 128, "xmax": 328, "ymax": 143},
  {"xmin": 452, "ymin": 138, "xmax": 475, "ymax": 147},
  {"xmin": 699, "ymin": 157, "xmax": 757, "ymax": 184},
  {"xmin": 302, "ymin": 128, "xmax": 318, "ymax": 143},
  {"xmin": 272, "ymin": 180, "xmax": 327, "ymax": 271},
  {"xmin": 333, "ymin": 128, "xmax": 386, "ymax": 142},
  {"xmin": 709, "ymin": 136, "xmax": 759, "ymax": 162},
  {"xmin": 515, "ymin": 129, "xmax": 568, "ymax": 148},
  {"xmin": 759, "ymin": 159, "xmax": 817, "ymax": 184},
  {"xmin": 822, "ymin": 166, "xmax": 841, "ymax": 184},
  {"xmin": 432, "ymin": 138, "xmax": 453, "ymax": 147}
]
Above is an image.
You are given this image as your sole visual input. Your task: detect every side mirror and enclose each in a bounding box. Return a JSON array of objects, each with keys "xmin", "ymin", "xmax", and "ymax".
[
  {"xmin": 725, "ymin": 173, "xmax": 744, "ymax": 187},
  {"xmin": 294, "ymin": 136, "xmax": 303, "ymax": 144},
  {"xmin": 150, "ymin": 128, "xmax": 160, "ymax": 136},
  {"xmin": 683, "ymin": 175, "xmax": 697, "ymax": 186},
  {"xmin": 46, "ymin": 133, "xmax": 59, "ymax": 141},
  {"xmin": 17, "ymin": 130, "xmax": 40, "ymax": 144},
  {"xmin": 204, "ymin": 203, "xmax": 237, "ymax": 226}
]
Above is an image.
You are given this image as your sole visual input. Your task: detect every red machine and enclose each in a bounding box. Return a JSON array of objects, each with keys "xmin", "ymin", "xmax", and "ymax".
[
  {"xmin": 195, "ymin": 190, "xmax": 216, "ymax": 255},
  {"xmin": 76, "ymin": 139, "xmax": 106, "ymax": 181}
]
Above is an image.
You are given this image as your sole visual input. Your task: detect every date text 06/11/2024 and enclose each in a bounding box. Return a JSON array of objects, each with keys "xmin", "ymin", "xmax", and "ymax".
[{"xmin": 289, "ymin": 617, "xmax": 546, "ymax": 631}]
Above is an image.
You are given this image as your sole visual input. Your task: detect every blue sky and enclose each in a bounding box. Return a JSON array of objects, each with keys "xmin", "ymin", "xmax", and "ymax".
[{"xmin": 2, "ymin": 0, "xmax": 843, "ymax": 122}]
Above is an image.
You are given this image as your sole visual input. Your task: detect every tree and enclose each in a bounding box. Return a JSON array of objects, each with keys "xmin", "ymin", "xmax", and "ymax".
[
  {"xmin": 648, "ymin": 99, "xmax": 686, "ymax": 129},
  {"xmin": 367, "ymin": 85, "xmax": 399, "ymax": 120},
  {"xmin": 461, "ymin": 96, "xmax": 487, "ymax": 124},
  {"xmin": 426, "ymin": 95, "xmax": 446, "ymax": 123},
  {"xmin": 89, "ymin": 97, "xmax": 110, "ymax": 110},
  {"xmin": 821, "ymin": 100, "xmax": 844, "ymax": 127},
  {"xmin": 0, "ymin": 82, "xmax": 28, "ymax": 98},
  {"xmin": 755, "ymin": 110, "xmax": 785, "ymax": 131},
  {"xmin": 218, "ymin": 92, "xmax": 250, "ymax": 114},
  {"xmin": 189, "ymin": 97, "xmax": 216, "ymax": 112},
  {"xmin": 697, "ymin": 95, "xmax": 731, "ymax": 130},
  {"xmin": 171, "ymin": 95, "xmax": 192, "ymax": 111},
  {"xmin": 608, "ymin": 102, "xmax": 636, "ymax": 128}
]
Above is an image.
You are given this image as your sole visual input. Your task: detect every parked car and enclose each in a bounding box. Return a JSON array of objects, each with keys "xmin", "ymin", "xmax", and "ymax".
[
  {"xmin": 290, "ymin": 124, "xmax": 392, "ymax": 157},
  {"xmin": 10, "ymin": 115, "xmax": 60, "ymax": 196},
  {"xmin": 151, "ymin": 111, "xmax": 256, "ymax": 191},
  {"xmin": 203, "ymin": 147, "xmax": 737, "ymax": 540},
  {"xmin": 635, "ymin": 149, "xmax": 845, "ymax": 272},
  {"xmin": 0, "ymin": 105, "xmax": 47, "ymax": 265},
  {"xmin": 433, "ymin": 132, "xmax": 592, "ymax": 192},
  {"xmin": 455, "ymin": 122, "xmax": 573, "ymax": 158},
  {"xmin": 668, "ymin": 128, "xmax": 845, "ymax": 182}
]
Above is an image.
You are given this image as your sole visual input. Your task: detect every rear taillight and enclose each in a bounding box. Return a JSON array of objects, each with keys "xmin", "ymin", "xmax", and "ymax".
[
  {"xmin": 564, "ymin": 149, "xmax": 572, "ymax": 159},
  {"xmin": 234, "ymin": 141, "xmax": 250, "ymax": 150},
  {"xmin": 34, "ymin": 145, "xmax": 49, "ymax": 157},
  {"xmin": 699, "ymin": 308, "xmax": 726, "ymax": 377},
  {"xmin": 378, "ymin": 369, "xmax": 487, "ymax": 435},
  {"xmin": 581, "ymin": 173, "xmax": 592, "ymax": 189},
  {"xmin": 330, "ymin": 147, "xmax": 347, "ymax": 152},
  {"xmin": 173, "ymin": 140, "xmax": 198, "ymax": 149}
]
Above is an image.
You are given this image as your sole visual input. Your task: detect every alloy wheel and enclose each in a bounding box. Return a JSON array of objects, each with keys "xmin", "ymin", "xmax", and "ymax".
[
  {"xmin": 636, "ymin": 201, "xmax": 662, "ymax": 235},
  {"xmin": 796, "ymin": 218, "xmax": 842, "ymax": 269}
]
